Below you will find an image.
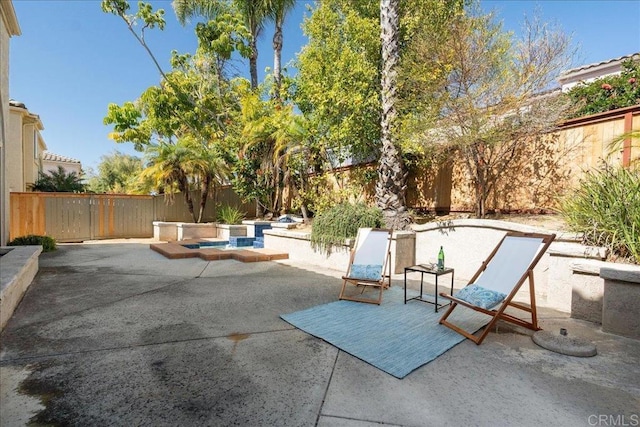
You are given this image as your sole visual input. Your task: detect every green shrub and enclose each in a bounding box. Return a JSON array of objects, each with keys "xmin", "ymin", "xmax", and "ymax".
[
  {"xmin": 559, "ymin": 165, "xmax": 639, "ymax": 263},
  {"xmin": 567, "ymin": 58, "xmax": 640, "ymax": 118},
  {"xmin": 216, "ymin": 205, "xmax": 246, "ymax": 225},
  {"xmin": 311, "ymin": 202, "xmax": 383, "ymax": 253},
  {"xmin": 8, "ymin": 235, "xmax": 57, "ymax": 252}
]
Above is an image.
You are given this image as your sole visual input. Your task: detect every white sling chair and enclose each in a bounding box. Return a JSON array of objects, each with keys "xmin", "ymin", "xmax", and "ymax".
[
  {"xmin": 439, "ymin": 231, "xmax": 555, "ymax": 344},
  {"xmin": 339, "ymin": 228, "xmax": 392, "ymax": 305}
]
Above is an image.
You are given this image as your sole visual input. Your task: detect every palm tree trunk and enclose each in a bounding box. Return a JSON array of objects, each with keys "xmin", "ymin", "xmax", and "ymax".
[
  {"xmin": 181, "ymin": 183, "xmax": 197, "ymax": 223},
  {"xmin": 249, "ymin": 37, "xmax": 259, "ymax": 89},
  {"xmin": 197, "ymin": 174, "xmax": 212, "ymax": 223},
  {"xmin": 273, "ymin": 17, "xmax": 284, "ymax": 102},
  {"xmin": 376, "ymin": 0, "xmax": 411, "ymax": 230}
]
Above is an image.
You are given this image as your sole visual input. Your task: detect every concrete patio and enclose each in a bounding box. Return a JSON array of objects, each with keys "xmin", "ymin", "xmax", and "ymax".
[{"xmin": 1, "ymin": 242, "xmax": 639, "ymax": 426}]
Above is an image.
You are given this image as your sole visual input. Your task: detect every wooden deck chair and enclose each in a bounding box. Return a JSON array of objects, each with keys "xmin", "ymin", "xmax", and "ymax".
[
  {"xmin": 439, "ymin": 231, "xmax": 555, "ymax": 345},
  {"xmin": 339, "ymin": 228, "xmax": 393, "ymax": 305}
]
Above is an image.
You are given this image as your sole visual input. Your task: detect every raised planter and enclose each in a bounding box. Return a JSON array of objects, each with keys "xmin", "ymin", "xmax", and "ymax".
[
  {"xmin": 217, "ymin": 224, "xmax": 247, "ymax": 240},
  {"xmin": 177, "ymin": 222, "xmax": 217, "ymax": 240},
  {"xmin": 567, "ymin": 260, "xmax": 608, "ymax": 324},
  {"xmin": 153, "ymin": 221, "xmax": 178, "ymax": 241},
  {"xmin": 262, "ymin": 229, "xmax": 415, "ymax": 274},
  {"xmin": 601, "ymin": 265, "xmax": 640, "ymax": 339},
  {"xmin": 242, "ymin": 220, "xmax": 273, "ymax": 238},
  {"xmin": 0, "ymin": 245, "xmax": 42, "ymax": 331},
  {"xmin": 411, "ymin": 219, "xmax": 603, "ymax": 313},
  {"xmin": 153, "ymin": 221, "xmax": 218, "ymax": 241}
]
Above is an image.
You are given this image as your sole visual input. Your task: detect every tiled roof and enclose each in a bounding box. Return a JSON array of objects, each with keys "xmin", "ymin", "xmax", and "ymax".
[
  {"xmin": 560, "ymin": 52, "xmax": 639, "ymax": 77},
  {"xmin": 42, "ymin": 151, "xmax": 81, "ymax": 164},
  {"xmin": 8, "ymin": 99, "xmax": 26, "ymax": 109}
]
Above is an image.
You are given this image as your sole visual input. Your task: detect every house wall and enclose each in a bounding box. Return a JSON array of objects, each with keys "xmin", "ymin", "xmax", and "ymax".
[
  {"xmin": 0, "ymin": 0, "xmax": 21, "ymax": 246},
  {"xmin": 7, "ymin": 105, "xmax": 45, "ymax": 192},
  {"xmin": 42, "ymin": 159, "xmax": 82, "ymax": 176}
]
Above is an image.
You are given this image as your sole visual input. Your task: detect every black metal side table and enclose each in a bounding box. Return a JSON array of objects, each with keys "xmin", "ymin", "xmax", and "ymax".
[{"xmin": 404, "ymin": 264, "xmax": 455, "ymax": 312}]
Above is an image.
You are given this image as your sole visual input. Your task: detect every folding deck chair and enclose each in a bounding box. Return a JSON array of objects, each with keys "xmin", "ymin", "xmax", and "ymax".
[
  {"xmin": 338, "ymin": 228, "xmax": 392, "ymax": 305},
  {"xmin": 438, "ymin": 231, "xmax": 555, "ymax": 345}
]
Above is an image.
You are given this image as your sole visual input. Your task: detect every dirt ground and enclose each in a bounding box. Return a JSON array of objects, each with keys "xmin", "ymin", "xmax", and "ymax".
[
  {"xmin": 426, "ymin": 213, "xmax": 569, "ymax": 231},
  {"xmin": 293, "ymin": 213, "xmax": 569, "ymax": 233}
]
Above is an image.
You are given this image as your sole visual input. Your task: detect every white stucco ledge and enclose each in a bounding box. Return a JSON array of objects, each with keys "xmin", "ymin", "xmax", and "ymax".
[
  {"xmin": 269, "ymin": 222, "xmax": 298, "ymax": 229},
  {"xmin": 600, "ymin": 264, "xmax": 640, "ymax": 283},
  {"xmin": 263, "ymin": 228, "xmax": 313, "ymax": 241},
  {"xmin": 570, "ymin": 259, "xmax": 611, "ymax": 275},
  {"xmin": 0, "ymin": 246, "xmax": 43, "ymax": 331},
  {"xmin": 549, "ymin": 242, "xmax": 608, "ymax": 260},
  {"xmin": 411, "ymin": 218, "xmax": 578, "ymax": 240}
]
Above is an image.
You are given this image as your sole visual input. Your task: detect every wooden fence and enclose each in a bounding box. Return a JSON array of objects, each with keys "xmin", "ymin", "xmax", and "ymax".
[{"xmin": 9, "ymin": 187, "xmax": 254, "ymax": 242}]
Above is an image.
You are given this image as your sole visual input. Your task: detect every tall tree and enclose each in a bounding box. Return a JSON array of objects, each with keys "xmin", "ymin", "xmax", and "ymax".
[
  {"xmin": 234, "ymin": 0, "xmax": 267, "ymax": 89},
  {"xmin": 294, "ymin": 0, "xmax": 381, "ymax": 164},
  {"xmin": 377, "ymin": 0, "xmax": 411, "ymax": 230},
  {"xmin": 423, "ymin": 9, "xmax": 575, "ymax": 217},
  {"xmin": 264, "ymin": 0, "xmax": 296, "ymax": 101},
  {"xmin": 173, "ymin": 0, "xmax": 268, "ymax": 90},
  {"xmin": 103, "ymin": 37, "xmax": 240, "ymax": 221},
  {"xmin": 86, "ymin": 151, "xmax": 146, "ymax": 194},
  {"xmin": 173, "ymin": 0, "xmax": 227, "ymax": 24},
  {"xmin": 236, "ymin": 87, "xmax": 308, "ymax": 216}
]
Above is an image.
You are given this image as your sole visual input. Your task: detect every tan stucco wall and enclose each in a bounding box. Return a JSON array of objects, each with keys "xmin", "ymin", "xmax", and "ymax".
[
  {"xmin": 43, "ymin": 160, "xmax": 82, "ymax": 176},
  {"xmin": 1, "ymin": 0, "xmax": 20, "ymax": 245},
  {"xmin": 7, "ymin": 106, "xmax": 45, "ymax": 192}
]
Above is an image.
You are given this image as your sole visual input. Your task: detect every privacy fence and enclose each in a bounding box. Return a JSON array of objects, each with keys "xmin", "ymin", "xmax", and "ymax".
[
  {"xmin": 9, "ymin": 187, "xmax": 254, "ymax": 242},
  {"xmin": 323, "ymin": 105, "xmax": 640, "ymax": 214}
]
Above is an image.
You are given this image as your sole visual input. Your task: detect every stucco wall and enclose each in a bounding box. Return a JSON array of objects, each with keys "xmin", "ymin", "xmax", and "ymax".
[
  {"xmin": 263, "ymin": 219, "xmax": 628, "ymax": 317},
  {"xmin": 42, "ymin": 159, "xmax": 82, "ymax": 176},
  {"xmin": 1, "ymin": 0, "xmax": 20, "ymax": 245}
]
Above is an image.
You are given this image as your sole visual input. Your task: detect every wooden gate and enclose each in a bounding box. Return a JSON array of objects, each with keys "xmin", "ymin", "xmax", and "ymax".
[
  {"xmin": 10, "ymin": 193, "xmax": 154, "ymax": 242},
  {"xmin": 9, "ymin": 188, "xmax": 254, "ymax": 242}
]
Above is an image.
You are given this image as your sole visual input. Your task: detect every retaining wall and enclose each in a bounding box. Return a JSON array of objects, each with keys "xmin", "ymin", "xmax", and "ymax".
[
  {"xmin": 264, "ymin": 219, "xmax": 640, "ymax": 330},
  {"xmin": 0, "ymin": 245, "xmax": 42, "ymax": 331}
]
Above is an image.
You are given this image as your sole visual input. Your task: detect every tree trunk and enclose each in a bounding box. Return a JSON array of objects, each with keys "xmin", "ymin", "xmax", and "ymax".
[
  {"xmin": 273, "ymin": 17, "xmax": 284, "ymax": 102},
  {"xmin": 197, "ymin": 175, "xmax": 212, "ymax": 223},
  {"xmin": 180, "ymin": 180, "xmax": 197, "ymax": 223},
  {"xmin": 376, "ymin": 0, "xmax": 411, "ymax": 230},
  {"xmin": 249, "ymin": 37, "xmax": 259, "ymax": 89}
]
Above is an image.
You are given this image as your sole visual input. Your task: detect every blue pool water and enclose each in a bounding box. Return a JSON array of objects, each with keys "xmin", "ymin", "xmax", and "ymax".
[{"xmin": 182, "ymin": 236, "xmax": 260, "ymax": 249}]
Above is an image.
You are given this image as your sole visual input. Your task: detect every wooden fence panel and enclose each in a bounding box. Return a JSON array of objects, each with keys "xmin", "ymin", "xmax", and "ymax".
[
  {"xmin": 9, "ymin": 189, "xmax": 252, "ymax": 242},
  {"xmin": 9, "ymin": 193, "xmax": 46, "ymax": 239},
  {"xmin": 10, "ymin": 192, "xmax": 155, "ymax": 242},
  {"xmin": 153, "ymin": 187, "xmax": 254, "ymax": 222},
  {"xmin": 91, "ymin": 195, "xmax": 154, "ymax": 240},
  {"xmin": 45, "ymin": 194, "xmax": 92, "ymax": 242}
]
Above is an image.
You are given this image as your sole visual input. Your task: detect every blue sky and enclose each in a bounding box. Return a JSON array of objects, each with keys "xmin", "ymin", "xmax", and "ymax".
[{"xmin": 9, "ymin": 0, "xmax": 640, "ymax": 172}]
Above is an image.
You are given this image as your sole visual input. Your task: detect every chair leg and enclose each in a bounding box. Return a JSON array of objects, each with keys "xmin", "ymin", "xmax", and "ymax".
[
  {"xmin": 439, "ymin": 301, "xmax": 457, "ymax": 324},
  {"xmin": 338, "ymin": 279, "xmax": 348, "ymax": 300},
  {"xmin": 528, "ymin": 271, "xmax": 538, "ymax": 330}
]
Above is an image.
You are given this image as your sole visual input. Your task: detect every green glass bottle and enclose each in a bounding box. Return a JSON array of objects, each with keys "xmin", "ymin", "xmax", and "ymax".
[{"xmin": 437, "ymin": 246, "xmax": 445, "ymax": 270}]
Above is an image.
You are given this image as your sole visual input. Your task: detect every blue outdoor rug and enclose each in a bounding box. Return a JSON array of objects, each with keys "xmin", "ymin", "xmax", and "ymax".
[{"xmin": 281, "ymin": 287, "xmax": 490, "ymax": 378}]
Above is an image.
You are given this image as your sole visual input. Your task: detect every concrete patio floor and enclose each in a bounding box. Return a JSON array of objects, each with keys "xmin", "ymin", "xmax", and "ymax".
[{"xmin": 1, "ymin": 242, "xmax": 639, "ymax": 426}]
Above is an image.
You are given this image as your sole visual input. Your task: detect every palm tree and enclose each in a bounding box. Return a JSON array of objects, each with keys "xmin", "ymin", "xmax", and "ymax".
[
  {"xmin": 234, "ymin": 0, "xmax": 268, "ymax": 90},
  {"xmin": 172, "ymin": 0, "xmax": 227, "ymax": 24},
  {"xmin": 240, "ymin": 90, "xmax": 308, "ymax": 216},
  {"xmin": 31, "ymin": 166, "xmax": 85, "ymax": 193},
  {"xmin": 188, "ymin": 139, "xmax": 231, "ymax": 222},
  {"xmin": 173, "ymin": 0, "xmax": 267, "ymax": 90},
  {"xmin": 376, "ymin": 0, "xmax": 411, "ymax": 230},
  {"xmin": 264, "ymin": 0, "xmax": 296, "ymax": 101}
]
